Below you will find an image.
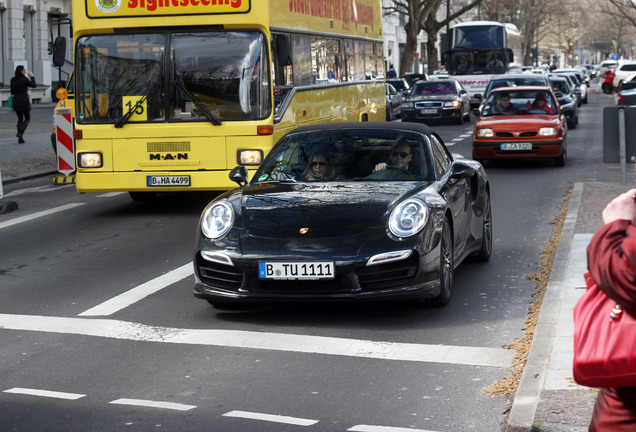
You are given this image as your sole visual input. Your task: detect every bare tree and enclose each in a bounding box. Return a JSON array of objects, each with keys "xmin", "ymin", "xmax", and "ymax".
[
  {"xmin": 383, "ymin": 0, "xmax": 481, "ymax": 74},
  {"xmin": 422, "ymin": 0, "xmax": 483, "ymax": 73}
]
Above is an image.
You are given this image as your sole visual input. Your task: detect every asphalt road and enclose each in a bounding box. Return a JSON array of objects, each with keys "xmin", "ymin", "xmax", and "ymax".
[{"xmin": 0, "ymin": 85, "xmax": 621, "ymax": 432}]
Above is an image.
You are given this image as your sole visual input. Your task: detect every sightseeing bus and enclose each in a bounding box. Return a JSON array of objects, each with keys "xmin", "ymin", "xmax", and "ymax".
[
  {"xmin": 66, "ymin": 0, "xmax": 385, "ymax": 199},
  {"xmin": 442, "ymin": 21, "xmax": 522, "ymax": 106}
]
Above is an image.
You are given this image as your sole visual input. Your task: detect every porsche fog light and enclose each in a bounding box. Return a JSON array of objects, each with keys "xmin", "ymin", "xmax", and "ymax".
[
  {"xmin": 78, "ymin": 152, "xmax": 103, "ymax": 168},
  {"xmin": 539, "ymin": 127, "xmax": 557, "ymax": 136},
  {"xmin": 201, "ymin": 201, "xmax": 234, "ymax": 239},
  {"xmin": 477, "ymin": 128, "xmax": 494, "ymax": 138},
  {"xmin": 389, "ymin": 199, "xmax": 428, "ymax": 238}
]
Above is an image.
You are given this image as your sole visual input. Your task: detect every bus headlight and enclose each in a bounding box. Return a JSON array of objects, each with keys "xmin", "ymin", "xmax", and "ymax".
[
  {"xmin": 238, "ymin": 150, "xmax": 263, "ymax": 165},
  {"xmin": 539, "ymin": 127, "xmax": 557, "ymax": 136},
  {"xmin": 477, "ymin": 128, "xmax": 494, "ymax": 138},
  {"xmin": 78, "ymin": 152, "xmax": 103, "ymax": 168}
]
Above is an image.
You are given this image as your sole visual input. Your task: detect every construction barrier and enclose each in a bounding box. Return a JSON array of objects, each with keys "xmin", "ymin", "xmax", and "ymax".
[{"xmin": 55, "ymin": 108, "xmax": 75, "ymax": 176}]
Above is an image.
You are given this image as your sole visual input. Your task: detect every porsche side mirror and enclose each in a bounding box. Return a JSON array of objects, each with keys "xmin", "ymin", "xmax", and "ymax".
[
  {"xmin": 450, "ymin": 161, "xmax": 476, "ymax": 179},
  {"xmin": 229, "ymin": 165, "xmax": 249, "ymax": 186}
]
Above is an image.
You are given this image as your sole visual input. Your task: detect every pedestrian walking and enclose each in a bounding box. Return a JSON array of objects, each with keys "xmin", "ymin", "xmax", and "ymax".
[
  {"xmin": 10, "ymin": 65, "xmax": 36, "ymax": 144},
  {"xmin": 585, "ymin": 189, "xmax": 636, "ymax": 431}
]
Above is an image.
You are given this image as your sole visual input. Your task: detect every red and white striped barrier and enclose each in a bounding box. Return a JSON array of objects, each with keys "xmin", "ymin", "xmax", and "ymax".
[{"xmin": 55, "ymin": 108, "xmax": 75, "ymax": 176}]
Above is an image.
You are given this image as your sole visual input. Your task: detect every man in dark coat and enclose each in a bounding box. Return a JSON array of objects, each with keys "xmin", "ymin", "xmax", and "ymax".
[{"xmin": 10, "ymin": 65, "xmax": 36, "ymax": 144}]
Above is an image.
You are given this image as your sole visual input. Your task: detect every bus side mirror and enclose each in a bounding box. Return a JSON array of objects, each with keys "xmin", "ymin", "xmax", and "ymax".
[
  {"xmin": 275, "ymin": 35, "xmax": 292, "ymax": 67},
  {"xmin": 53, "ymin": 37, "xmax": 66, "ymax": 67},
  {"xmin": 507, "ymin": 48, "xmax": 514, "ymax": 63}
]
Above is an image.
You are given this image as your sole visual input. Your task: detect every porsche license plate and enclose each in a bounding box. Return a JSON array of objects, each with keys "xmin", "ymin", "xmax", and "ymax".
[
  {"xmin": 147, "ymin": 175, "xmax": 191, "ymax": 186},
  {"xmin": 501, "ymin": 143, "xmax": 532, "ymax": 151},
  {"xmin": 258, "ymin": 262, "xmax": 335, "ymax": 280}
]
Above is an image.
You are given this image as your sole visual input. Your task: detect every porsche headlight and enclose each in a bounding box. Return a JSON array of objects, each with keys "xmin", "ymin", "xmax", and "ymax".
[
  {"xmin": 389, "ymin": 199, "xmax": 428, "ymax": 238},
  {"xmin": 539, "ymin": 127, "xmax": 557, "ymax": 136},
  {"xmin": 477, "ymin": 128, "xmax": 494, "ymax": 138},
  {"xmin": 201, "ymin": 201, "xmax": 234, "ymax": 239}
]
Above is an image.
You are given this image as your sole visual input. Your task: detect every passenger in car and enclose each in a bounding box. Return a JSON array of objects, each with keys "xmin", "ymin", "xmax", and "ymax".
[
  {"xmin": 302, "ymin": 152, "xmax": 334, "ymax": 181},
  {"xmin": 527, "ymin": 93, "xmax": 555, "ymax": 114}
]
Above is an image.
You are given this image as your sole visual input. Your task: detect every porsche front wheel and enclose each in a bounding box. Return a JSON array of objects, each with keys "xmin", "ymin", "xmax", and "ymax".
[{"xmin": 431, "ymin": 220, "xmax": 453, "ymax": 307}]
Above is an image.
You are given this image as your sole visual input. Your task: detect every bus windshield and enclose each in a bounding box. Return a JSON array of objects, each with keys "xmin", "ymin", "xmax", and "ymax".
[
  {"xmin": 75, "ymin": 31, "xmax": 271, "ymax": 125},
  {"xmin": 449, "ymin": 49, "xmax": 507, "ymax": 75}
]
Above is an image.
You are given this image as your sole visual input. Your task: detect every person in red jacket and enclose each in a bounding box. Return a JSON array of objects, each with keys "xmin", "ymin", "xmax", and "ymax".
[{"xmin": 587, "ymin": 189, "xmax": 636, "ymax": 431}]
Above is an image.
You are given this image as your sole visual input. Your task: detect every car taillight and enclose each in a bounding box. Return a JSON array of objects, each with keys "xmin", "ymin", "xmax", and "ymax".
[{"xmin": 618, "ymin": 94, "xmax": 625, "ymax": 103}]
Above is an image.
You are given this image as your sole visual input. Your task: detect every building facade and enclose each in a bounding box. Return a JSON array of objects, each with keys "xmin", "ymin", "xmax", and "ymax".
[{"xmin": 1, "ymin": 0, "xmax": 72, "ymax": 105}]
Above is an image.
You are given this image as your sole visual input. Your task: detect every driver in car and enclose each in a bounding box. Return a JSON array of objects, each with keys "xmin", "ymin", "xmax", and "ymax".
[{"xmin": 374, "ymin": 141, "xmax": 413, "ymax": 174}]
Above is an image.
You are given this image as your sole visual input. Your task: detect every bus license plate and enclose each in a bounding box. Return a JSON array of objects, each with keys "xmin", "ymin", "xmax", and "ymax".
[
  {"xmin": 501, "ymin": 143, "xmax": 532, "ymax": 151},
  {"xmin": 147, "ymin": 175, "xmax": 191, "ymax": 186},
  {"xmin": 258, "ymin": 261, "xmax": 335, "ymax": 280}
]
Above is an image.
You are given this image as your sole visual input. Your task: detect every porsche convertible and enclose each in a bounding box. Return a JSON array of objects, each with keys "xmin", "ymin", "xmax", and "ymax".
[{"xmin": 193, "ymin": 122, "xmax": 492, "ymax": 307}]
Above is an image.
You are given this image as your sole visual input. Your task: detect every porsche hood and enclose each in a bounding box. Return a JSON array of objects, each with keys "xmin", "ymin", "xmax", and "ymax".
[{"xmin": 235, "ymin": 182, "xmax": 423, "ymax": 239}]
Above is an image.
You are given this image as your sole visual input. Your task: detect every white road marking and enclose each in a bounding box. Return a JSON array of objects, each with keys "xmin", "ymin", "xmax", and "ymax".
[
  {"xmin": 110, "ymin": 398, "xmax": 196, "ymax": 411},
  {"xmin": 451, "ymin": 137, "xmax": 464, "ymax": 141},
  {"xmin": 4, "ymin": 387, "xmax": 85, "ymax": 400},
  {"xmin": 3, "ymin": 184, "xmax": 74, "ymax": 197},
  {"xmin": 223, "ymin": 410, "xmax": 318, "ymax": 426},
  {"xmin": 0, "ymin": 203, "xmax": 85, "ymax": 230},
  {"xmin": 97, "ymin": 192, "xmax": 126, "ymax": 198},
  {"xmin": 0, "ymin": 314, "xmax": 513, "ymax": 367},
  {"xmin": 349, "ymin": 426, "xmax": 441, "ymax": 432},
  {"xmin": 78, "ymin": 263, "xmax": 193, "ymax": 316}
]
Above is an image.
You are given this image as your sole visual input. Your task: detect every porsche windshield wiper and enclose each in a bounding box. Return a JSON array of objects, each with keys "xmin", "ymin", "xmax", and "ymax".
[
  {"xmin": 173, "ymin": 79, "xmax": 222, "ymax": 126},
  {"xmin": 114, "ymin": 83, "xmax": 159, "ymax": 129}
]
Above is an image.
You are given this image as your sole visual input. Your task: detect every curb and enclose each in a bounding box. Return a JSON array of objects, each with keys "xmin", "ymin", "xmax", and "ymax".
[{"xmin": 506, "ymin": 182, "xmax": 584, "ymax": 432}]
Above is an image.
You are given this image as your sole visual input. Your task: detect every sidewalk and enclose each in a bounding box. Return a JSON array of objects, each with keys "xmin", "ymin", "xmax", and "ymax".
[
  {"xmin": 508, "ymin": 180, "xmax": 636, "ymax": 432},
  {"xmin": 0, "ymin": 103, "xmax": 58, "ymax": 184}
]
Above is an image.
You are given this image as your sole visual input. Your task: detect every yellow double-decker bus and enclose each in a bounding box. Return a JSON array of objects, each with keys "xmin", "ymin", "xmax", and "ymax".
[{"xmin": 67, "ymin": 0, "xmax": 385, "ymax": 199}]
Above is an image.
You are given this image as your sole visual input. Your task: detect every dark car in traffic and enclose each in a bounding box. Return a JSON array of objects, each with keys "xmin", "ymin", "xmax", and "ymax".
[
  {"xmin": 482, "ymin": 73, "xmax": 549, "ymax": 100},
  {"xmin": 401, "ymin": 79, "xmax": 471, "ymax": 124},
  {"xmin": 385, "ymin": 83, "xmax": 403, "ymax": 121},
  {"xmin": 548, "ymin": 75, "xmax": 578, "ymax": 129},
  {"xmin": 194, "ymin": 122, "xmax": 492, "ymax": 308}
]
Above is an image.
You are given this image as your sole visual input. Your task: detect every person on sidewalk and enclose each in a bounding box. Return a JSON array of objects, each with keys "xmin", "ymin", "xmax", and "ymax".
[
  {"xmin": 10, "ymin": 65, "xmax": 36, "ymax": 144},
  {"xmin": 587, "ymin": 189, "xmax": 636, "ymax": 431}
]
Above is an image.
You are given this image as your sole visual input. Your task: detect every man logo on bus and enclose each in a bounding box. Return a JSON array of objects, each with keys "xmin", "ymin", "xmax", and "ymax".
[{"xmin": 96, "ymin": 0, "xmax": 121, "ymax": 13}]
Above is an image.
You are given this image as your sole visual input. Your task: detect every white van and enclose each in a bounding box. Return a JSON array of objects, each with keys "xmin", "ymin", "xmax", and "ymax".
[
  {"xmin": 613, "ymin": 60, "xmax": 636, "ymax": 89},
  {"xmin": 599, "ymin": 60, "xmax": 618, "ymax": 77}
]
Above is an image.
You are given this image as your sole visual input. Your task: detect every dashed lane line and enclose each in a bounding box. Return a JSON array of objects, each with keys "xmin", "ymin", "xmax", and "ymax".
[
  {"xmin": 223, "ymin": 410, "xmax": 319, "ymax": 426},
  {"xmin": 0, "ymin": 313, "xmax": 513, "ymax": 368},
  {"xmin": 110, "ymin": 398, "xmax": 196, "ymax": 411},
  {"xmin": 4, "ymin": 387, "xmax": 86, "ymax": 400},
  {"xmin": 0, "ymin": 203, "xmax": 85, "ymax": 230}
]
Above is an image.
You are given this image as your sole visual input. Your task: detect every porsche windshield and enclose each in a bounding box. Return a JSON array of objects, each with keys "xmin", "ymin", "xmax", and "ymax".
[
  {"xmin": 75, "ymin": 31, "xmax": 271, "ymax": 124},
  {"xmin": 254, "ymin": 130, "xmax": 435, "ymax": 182}
]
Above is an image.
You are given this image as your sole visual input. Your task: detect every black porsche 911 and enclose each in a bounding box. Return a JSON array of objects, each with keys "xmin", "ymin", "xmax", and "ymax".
[{"xmin": 193, "ymin": 122, "xmax": 492, "ymax": 307}]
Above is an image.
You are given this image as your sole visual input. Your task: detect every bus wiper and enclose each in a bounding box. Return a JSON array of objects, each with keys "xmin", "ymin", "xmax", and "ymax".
[
  {"xmin": 114, "ymin": 83, "xmax": 159, "ymax": 128},
  {"xmin": 173, "ymin": 79, "xmax": 222, "ymax": 126}
]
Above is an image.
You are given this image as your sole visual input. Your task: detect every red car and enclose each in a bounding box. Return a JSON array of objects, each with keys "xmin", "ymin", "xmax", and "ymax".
[{"xmin": 472, "ymin": 86, "xmax": 567, "ymax": 166}]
